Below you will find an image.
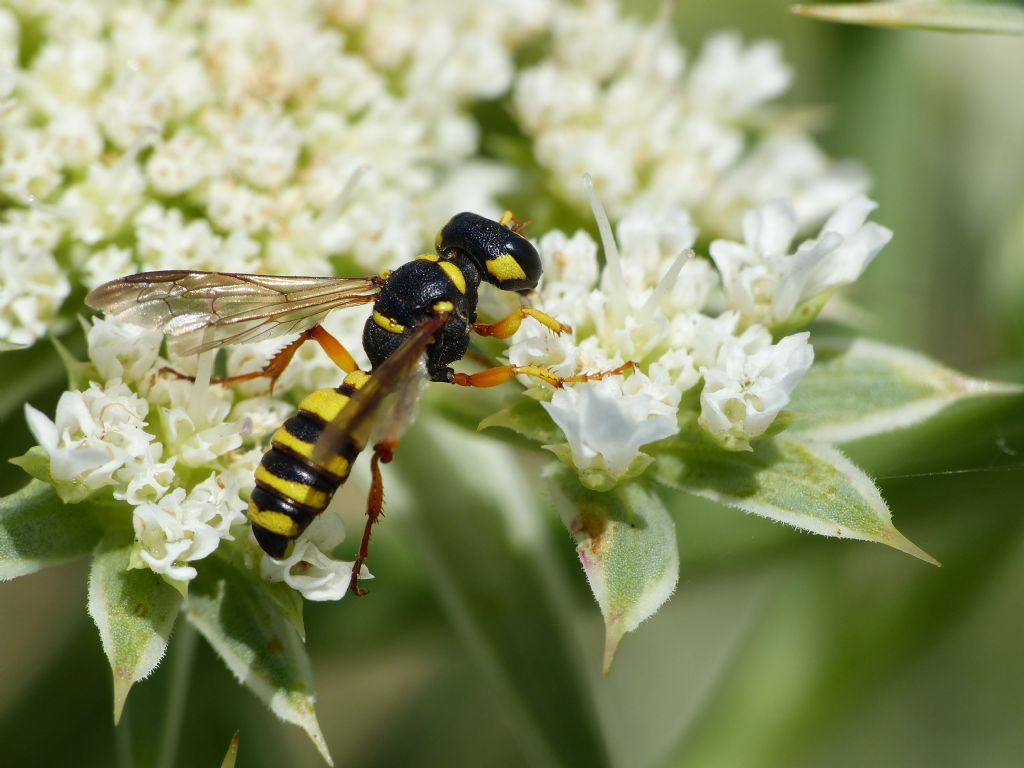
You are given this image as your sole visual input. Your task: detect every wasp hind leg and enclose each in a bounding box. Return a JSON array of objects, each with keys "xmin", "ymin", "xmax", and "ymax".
[
  {"xmin": 161, "ymin": 325, "xmax": 361, "ymax": 394},
  {"xmin": 451, "ymin": 361, "xmax": 635, "ymax": 389},
  {"xmin": 471, "ymin": 306, "xmax": 571, "ymax": 339},
  {"xmin": 350, "ymin": 440, "xmax": 395, "ymax": 597}
]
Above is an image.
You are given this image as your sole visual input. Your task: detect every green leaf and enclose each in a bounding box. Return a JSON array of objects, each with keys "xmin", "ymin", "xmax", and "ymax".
[
  {"xmin": 787, "ymin": 338, "xmax": 1022, "ymax": 442},
  {"xmin": 0, "ymin": 480, "xmax": 103, "ymax": 580},
  {"xmin": 88, "ymin": 534, "xmax": 183, "ymax": 723},
  {"xmin": 791, "ymin": 2, "xmax": 1024, "ymax": 34},
  {"xmin": 649, "ymin": 432, "xmax": 938, "ymax": 565},
  {"xmin": 51, "ymin": 332, "xmax": 99, "ymax": 390},
  {"xmin": 547, "ymin": 465, "xmax": 678, "ymax": 674},
  {"xmin": 185, "ymin": 555, "xmax": 332, "ymax": 766},
  {"xmin": 221, "ymin": 731, "xmax": 241, "ymax": 768},
  {"xmin": 477, "ymin": 393, "xmax": 563, "ymax": 444}
]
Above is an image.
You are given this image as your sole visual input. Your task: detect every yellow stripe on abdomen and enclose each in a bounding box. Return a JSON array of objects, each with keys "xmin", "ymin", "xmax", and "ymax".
[
  {"xmin": 298, "ymin": 387, "xmax": 350, "ymax": 425},
  {"xmin": 254, "ymin": 465, "xmax": 330, "ymax": 510},
  {"xmin": 271, "ymin": 425, "xmax": 351, "ymax": 479},
  {"xmin": 247, "ymin": 503, "xmax": 301, "ymax": 536}
]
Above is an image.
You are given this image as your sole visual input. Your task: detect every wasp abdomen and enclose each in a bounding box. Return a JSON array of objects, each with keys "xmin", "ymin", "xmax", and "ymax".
[{"xmin": 247, "ymin": 374, "xmax": 367, "ymax": 558}]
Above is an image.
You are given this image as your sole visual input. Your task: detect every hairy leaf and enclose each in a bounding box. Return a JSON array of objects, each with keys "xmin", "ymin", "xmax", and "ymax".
[
  {"xmin": 548, "ymin": 465, "xmax": 678, "ymax": 674},
  {"xmin": 650, "ymin": 432, "xmax": 937, "ymax": 564},
  {"xmin": 791, "ymin": 2, "xmax": 1024, "ymax": 35},
  {"xmin": 0, "ymin": 480, "xmax": 102, "ymax": 580},
  {"xmin": 186, "ymin": 555, "xmax": 331, "ymax": 765},
  {"xmin": 88, "ymin": 534, "xmax": 182, "ymax": 723},
  {"xmin": 787, "ymin": 338, "xmax": 1021, "ymax": 442}
]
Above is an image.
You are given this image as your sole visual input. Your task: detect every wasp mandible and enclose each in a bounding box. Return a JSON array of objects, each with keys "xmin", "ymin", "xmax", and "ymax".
[{"xmin": 87, "ymin": 212, "xmax": 632, "ymax": 594}]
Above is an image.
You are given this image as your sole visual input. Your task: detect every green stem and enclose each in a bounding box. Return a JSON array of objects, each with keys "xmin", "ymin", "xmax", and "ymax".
[
  {"xmin": 155, "ymin": 620, "xmax": 198, "ymax": 768},
  {"xmin": 115, "ymin": 705, "xmax": 134, "ymax": 768}
]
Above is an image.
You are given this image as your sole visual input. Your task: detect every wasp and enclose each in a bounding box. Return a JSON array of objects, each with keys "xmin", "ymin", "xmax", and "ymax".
[{"xmin": 86, "ymin": 212, "xmax": 631, "ymax": 594}]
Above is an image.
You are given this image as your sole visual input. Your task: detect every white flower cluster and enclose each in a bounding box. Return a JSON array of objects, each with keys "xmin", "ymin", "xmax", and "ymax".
[
  {"xmin": 709, "ymin": 196, "xmax": 893, "ymax": 329},
  {"xmin": 508, "ymin": 181, "xmax": 890, "ymax": 477},
  {"xmin": 10, "ymin": 0, "xmax": 893, "ymax": 599},
  {"xmin": 512, "ymin": 1, "xmax": 867, "ymax": 235},
  {"xmin": 23, "ymin": 315, "xmax": 356, "ymax": 598},
  {"xmin": 0, "ymin": 0, "xmax": 537, "ymax": 348}
]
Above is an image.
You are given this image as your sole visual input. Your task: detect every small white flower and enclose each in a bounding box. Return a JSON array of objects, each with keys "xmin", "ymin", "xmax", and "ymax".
[
  {"xmin": 710, "ymin": 195, "xmax": 892, "ymax": 328},
  {"xmin": 0, "ymin": 240, "xmax": 70, "ymax": 349},
  {"xmin": 0, "ymin": 128, "xmax": 64, "ymax": 201},
  {"xmin": 705, "ymin": 132, "xmax": 869, "ymax": 236},
  {"xmin": 86, "ymin": 316, "xmax": 164, "ymax": 385},
  {"xmin": 685, "ymin": 33, "xmax": 791, "ymax": 119},
  {"xmin": 699, "ymin": 328, "xmax": 814, "ymax": 451},
  {"xmin": 149, "ymin": 377, "xmax": 243, "ymax": 467},
  {"xmin": 145, "ymin": 128, "xmax": 214, "ymax": 196},
  {"xmin": 542, "ymin": 374, "xmax": 679, "ymax": 478},
  {"xmin": 133, "ymin": 473, "xmax": 247, "ymax": 584},
  {"xmin": 25, "ymin": 380, "xmax": 155, "ymax": 502},
  {"xmin": 59, "ymin": 160, "xmax": 146, "ymax": 245},
  {"xmin": 259, "ymin": 512, "xmax": 360, "ymax": 601}
]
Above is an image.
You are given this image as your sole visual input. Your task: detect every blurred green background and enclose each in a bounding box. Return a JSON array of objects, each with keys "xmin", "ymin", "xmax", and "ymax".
[{"xmin": 2, "ymin": 2, "xmax": 1023, "ymax": 766}]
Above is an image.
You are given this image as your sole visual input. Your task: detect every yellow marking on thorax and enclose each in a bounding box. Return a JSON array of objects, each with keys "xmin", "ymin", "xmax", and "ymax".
[
  {"xmin": 299, "ymin": 388, "xmax": 351, "ymax": 424},
  {"xmin": 432, "ymin": 300, "xmax": 454, "ymax": 315},
  {"xmin": 486, "ymin": 252, "xmax": 527, "ymax": 283},
  {"xmin": 417, "ymin": 252, "xmax": 439, "ymax": 262},
  {"xmin": 438, "ymin": 261, "xmax": 466, "ymax": 294},
  {"xmin": 247, "ymin": 502, "xmax": 300, "ymax": 536},
  {"xmin": 271, "ymin": 427, "xmax": 351, "ymax": 479},
  {"xmin": 254, "ymin": 466, "xmax": 330, "ymax": 510},
  {"xmin": 373, "ymin": 311, "xmax": 406, "ymax": 334}
]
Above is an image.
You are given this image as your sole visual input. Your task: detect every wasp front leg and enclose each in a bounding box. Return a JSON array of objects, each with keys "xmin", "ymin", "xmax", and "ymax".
[
  {"xmin": 471, "ymin": 306, "xmax": 571, "ymax": 339},
  {"xmin": 451, "ymin": 361, "xmax": 635, "ymax": 389},
  {"xmin": 161, "ymin": 325, "xmax": 361, "ymax": 394}
]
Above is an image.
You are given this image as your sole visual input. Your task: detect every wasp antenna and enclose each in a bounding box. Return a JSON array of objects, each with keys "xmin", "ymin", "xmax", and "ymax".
[
  {"xmin": 583, "ymin": 174, "xmax": 627, "ymax": 309},
  {"xmin": 641, "ymin": 248, "xmax": 695, "ymax": 316}
]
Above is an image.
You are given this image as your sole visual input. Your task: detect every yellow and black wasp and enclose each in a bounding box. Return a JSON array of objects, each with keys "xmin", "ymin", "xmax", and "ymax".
[{"xmin": 87, "ymin": 212, "xmax": 630, "ymax": 594}]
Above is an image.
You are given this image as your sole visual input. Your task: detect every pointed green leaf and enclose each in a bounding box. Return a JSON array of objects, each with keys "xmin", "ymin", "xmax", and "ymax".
[
  {"xmin": 51, "ymin": 332, "xmax": 99, "ymax": 390},
  {"xmin": 548, "ymin": 465, "xmax": 678, "ymax": 674},
  {"xmin": 0, "ymin": 480, "xmax": 103, "ymax": 580},
  {"xmin": 650, "ymin": 432, "xmax": 937, "ymax": 564},
  {"xmin": 221, "ymin": 731, "xmax": 241, "ymax": 768},
  {"xmin": 88, "ymin": 534, "xmax": 183, "ymax": 723},
  {"xmin": 791, "ymin": 2, "xmax": 1024, "ymax": 34},
  {"xmin": 787, "ymin": 338, "xmax": 1021, "ymax": 443},
  {"xmin": 185, "ymin": 555, "xmax": 332, "ymax": 765}
]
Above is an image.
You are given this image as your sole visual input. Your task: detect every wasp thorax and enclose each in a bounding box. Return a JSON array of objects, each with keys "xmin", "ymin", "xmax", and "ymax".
[{"xmin": 436, "ymin": 211, "xmax": 542, "ymax": 294}]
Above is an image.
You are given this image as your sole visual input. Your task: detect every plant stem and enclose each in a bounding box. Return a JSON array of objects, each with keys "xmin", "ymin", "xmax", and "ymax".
[
  {"xmin": 155, "ymin": 620, "xmax": 198, "ymax": 768},
  {"xmin": 115, "ymin": 705, "xmax": 133, "ymax": 768}
]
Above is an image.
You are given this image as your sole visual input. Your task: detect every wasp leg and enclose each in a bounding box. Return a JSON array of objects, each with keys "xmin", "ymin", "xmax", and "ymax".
[
  {"xmin": 451, "ymin": 361, "xmax": 635, "ymax": 389},
  {"xmin": 351, "ymin": 440, "xmax": 395, "ymax": 597},
  {"xmin": 160, "ymin": 325, "xmax": 360, "ymax": 394},
  {"xmin": 471, "ymin": 306, "xmax": 571, "ymax": 339}
]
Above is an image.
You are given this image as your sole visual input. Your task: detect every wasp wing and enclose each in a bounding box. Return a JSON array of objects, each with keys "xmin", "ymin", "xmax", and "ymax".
[
  {"xmin": 312, "ymin": 314, "xmax": 446, "ymax": 466},
  {"xmin": 85, "ymin": 270, "xmax": 382, "ymax": 355}
]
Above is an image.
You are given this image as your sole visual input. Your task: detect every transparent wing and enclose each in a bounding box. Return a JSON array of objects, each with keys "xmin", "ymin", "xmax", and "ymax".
[
  {"xmin": 85, "ymin": 270, "xmax": 382, "ymax": 354},
  {"xmin": 313, "ymin": 314, "xmax": 446, "ymax": 466}
]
